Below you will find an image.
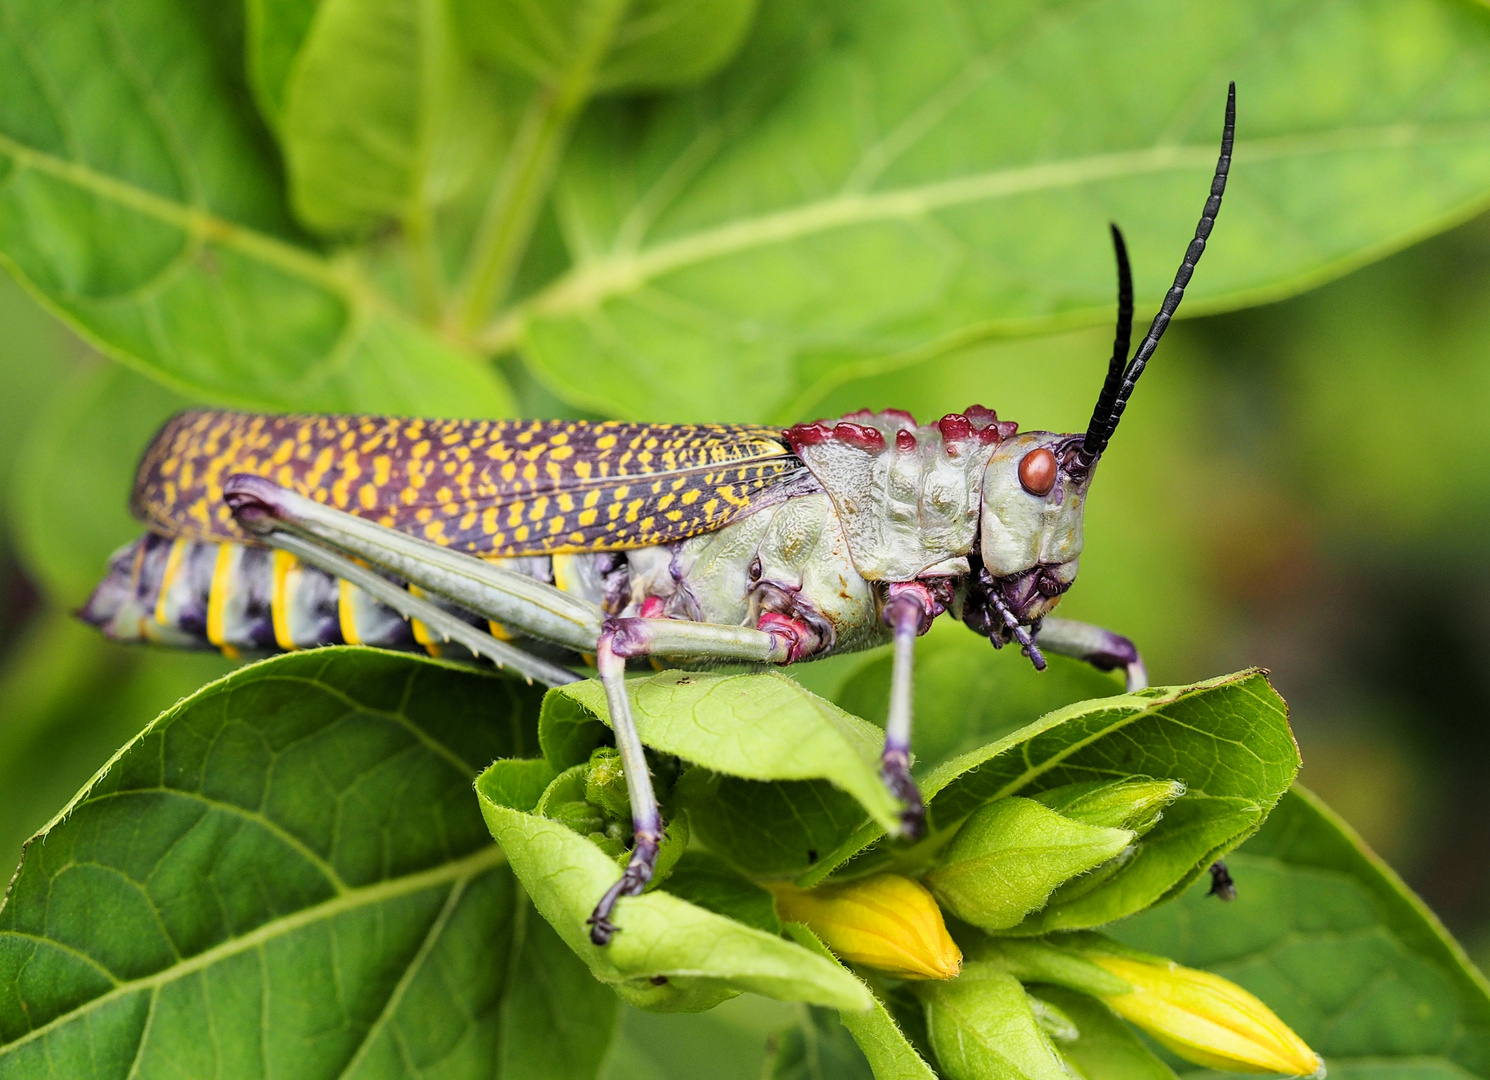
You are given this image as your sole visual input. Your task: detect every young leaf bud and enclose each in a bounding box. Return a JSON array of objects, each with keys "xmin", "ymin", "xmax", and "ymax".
[
  {"xmin": 584, "ymin": 746, "xmax": 632, "ymax": 820},
  {"xmin": 925, "ymin": 797, "xmax": 1134, "ymax": 929},
  {"xmin": 769, "ymin": 874, "xmax": 962, "ymax": 980},
  {"xmin": 1032, "ymin": 777, "xmax": 1186, "ymax": 836},
  {"xmin": 916, "ymin": 962, "xmax": 1071, "ymax": 1080},
  {"xmin": 1080, "ymin": 949, "xmax": 1322, "ymax": 1076}
]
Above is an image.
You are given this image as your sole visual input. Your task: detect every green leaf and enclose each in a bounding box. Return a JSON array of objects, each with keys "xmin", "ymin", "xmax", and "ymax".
[
  {"xmin": 0, "ymin": 0, "xmax": 512, "ymax": 412},
  {"xmin": 1113, "ymin": 785, "xmax": 1490, "ymax": 1080},
  {"xmin": 662, "ymin": 850, "xmax": 781, "ymax": 935},
  {"xmin": 454, "ymin": 0, "xmax": 758, "ymax": 93},
  {"xmin": 0, "ymin": 647, "xmax": 621, "ymax": 1078},
  {"xmin": 802, "ymin": 672, "xmax": 1297, "ymax": 940},
  {"xmin": 766, "ymin": 1005, "xmax": 876, "ymax": 1080},
  {"xmin": 495, "ymin": 0, "xmax": 1490, "ymax": 422},
  {"xmin": 677, "ymin": 771, "xmax": 869, "ymax": 878},
  {"xmin": 916, "ymin": 963, "xmax": 1071, "ymax": 1080},
  {"xmin": 835, "ymin": 632, "xmax": 1125, "ymax": 776},
  {"xmin": 923, "ymin": 798, "xmax": 1135, "ymax": 931},
  {"xmin": 245, "ymin": 0, "xmax": 320, "ymax": 128},
  {"xmin": 785, "ymin": 925, "xmax": 938, "ymax": 1080},
  {"xmin": 475, "ymin": 789, "xmax": 874, "ymax": 1015},
  {"xmin": 0, "ymin": 609, "xmax": 233, "ymax": 876},
  {"xmin": 1030, "ymin": 986, "xmax": 1177, "ymax": 1080},
  {"xmin": 541, "ymin": 671, "xmax": 901, "ymax": 833},
  {"xmin": 1031, "ymin": 778, "xmax": 1185, "ymax": 837},
  {"xmin": 481, "ymin": 757, "xmax": 561, "ymax": 812},
  {"xmin": 275, "ymin": 0, "xmax": 507, "ymax": 236}
]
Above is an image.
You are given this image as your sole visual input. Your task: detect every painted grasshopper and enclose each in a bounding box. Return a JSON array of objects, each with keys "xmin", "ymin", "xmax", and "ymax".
[{"xmin": 81, "ymin": 87, "xmax": 1234, "ymax": 945}]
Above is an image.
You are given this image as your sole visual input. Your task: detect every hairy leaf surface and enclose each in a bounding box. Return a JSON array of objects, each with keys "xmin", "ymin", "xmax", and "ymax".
[
  {"xmin": 1114, "ymin": 786, "xmax": 1490, "ymax": 1080},
  {"xmin": 0, "ymin": 648, "xmax": 616, "ymax": 1079},
  {"xmin": 498, "ymin": 0, "xmax": 1490, "ymax": 420}
]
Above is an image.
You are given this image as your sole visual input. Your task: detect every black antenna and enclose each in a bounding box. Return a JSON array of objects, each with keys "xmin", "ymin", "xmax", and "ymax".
[
  {"xmin": 1080, "ymin": 224, "xmax": 1134, "ymax": 463},
  {"xmin": 1088, "ymin": 81, "xmax": 1234, "ymax": 460}
]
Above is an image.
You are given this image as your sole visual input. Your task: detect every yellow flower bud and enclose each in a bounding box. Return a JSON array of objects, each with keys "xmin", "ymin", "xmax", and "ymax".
[
  {"xmin": 769, "ymin": 874, "xmax": 962, "ymax": 981},
  {"xmin": 1085, "ymin": 952, "xmax": 1322, "ymax": 1076}
]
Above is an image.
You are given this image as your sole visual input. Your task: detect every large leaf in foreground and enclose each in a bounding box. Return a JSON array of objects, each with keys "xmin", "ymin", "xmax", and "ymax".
[
  {"xmin": 0, "ymin": 0, "xmax": 511, "ymax": 413},
  {"xmin": 497, "ymin": 0, "xmax": 1490, "ymax": 421},
  {"xmin": 802, "ymin": 672, "xmax": 1298, "ymax": 937},
  {"xmin": 0, "ymin": 648, "xmax": 616, "ymax": 1079},
  {"xmin": 1114, "ymin": 786, "xmax": 1490, "ymax": 1080}
]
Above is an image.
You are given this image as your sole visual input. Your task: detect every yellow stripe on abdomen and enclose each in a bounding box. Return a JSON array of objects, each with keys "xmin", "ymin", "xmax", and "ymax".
[
  {"xmin": 338, "ymin": 579, "xmax": 361, "ymax": 646},
  {"xmin": 153, "ymin": 539, "xmax": 189, "ymax": 625},
  {"xmin": 206, "ymin": 544, "xmax": 235, "ymax": 647},
  {"xmin": 271, "ymin": 549, "xmax": 298, "ymax": 651},
  {"xmin": 407, "ymin": 585, "xmax": 442, "ymax": 657}
]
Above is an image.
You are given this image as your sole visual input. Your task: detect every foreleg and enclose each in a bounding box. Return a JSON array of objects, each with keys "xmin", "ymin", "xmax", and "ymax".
[
  {"xmin": 881, "ymin": 585, "xmax": 936, "ymax": 840},
  {"xmin": 1034, "ymin": 617, "xmax": 1148, "ymax": 691}
]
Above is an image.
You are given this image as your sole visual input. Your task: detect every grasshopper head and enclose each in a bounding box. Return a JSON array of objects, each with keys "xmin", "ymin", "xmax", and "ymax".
[
  {"xmin": 964, "ymin": 80, "xmax": 1235, "ymax": 656},
  {"xmin": 974, "ymin": 432, "xmax": 1090, "ymax": 626}
]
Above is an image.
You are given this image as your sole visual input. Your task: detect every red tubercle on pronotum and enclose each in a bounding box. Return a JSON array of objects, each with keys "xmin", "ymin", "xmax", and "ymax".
[
  {"xmin": 937, "ymin": 413, "xmax": 974, "ymax": 445},
  {"xmin": 832, "ymin": 423, "xmax": 886, "ymax": 452},
  {"xmin": 895, "ymin": 429, "xmax": 917, "ymax": 453},
  {"xmin": 783, "ymin": 421, "xmax": 833, "ymax": 449},
  {"xmin": 879, "ymin": 408, "xmax": 917, "ymax": 429},
  {"xmin": 784, "ymin": 420, "xmax": 885, "ymax": 454}
]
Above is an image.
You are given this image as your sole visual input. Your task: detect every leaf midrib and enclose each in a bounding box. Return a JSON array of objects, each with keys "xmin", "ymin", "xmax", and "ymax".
[
  {"xmin": 0, "ymin": 130, "xmax": 361, "ymax": 301},
  {"xmin": 0, "ymin": 843, "xmax": 507, "ymax": 1058},
  {"xmin": 480, "ymin": 118, "xmax": 1490, "ymax": 349}
]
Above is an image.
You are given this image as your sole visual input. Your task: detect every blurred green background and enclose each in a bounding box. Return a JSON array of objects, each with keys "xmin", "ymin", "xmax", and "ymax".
[{"xmin": 6, "ymin": 204, "xmax": 1489, "ymax": 970}]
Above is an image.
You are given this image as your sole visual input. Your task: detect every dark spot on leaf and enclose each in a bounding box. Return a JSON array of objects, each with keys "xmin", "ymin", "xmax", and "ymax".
[
  {"xmin": 807, "ymin": 849, "xmax": 818, "ymax": 863},
  {"xmin": 677, "ymin": 676, "xmax": 693, "ymax": 684},
  {"xmin": 649, "ymin": 975, "xmax": 669, "ymax": 986}
]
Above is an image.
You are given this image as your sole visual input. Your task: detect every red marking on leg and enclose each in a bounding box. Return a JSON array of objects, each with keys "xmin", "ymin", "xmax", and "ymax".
[
  {"xmin": 639, "ymin": 596, "xmax": 666, "ymax": 619},
  {"xmin": 884, "ymin": 581, "xmax": 948, "ymax": 635},
  {"xmin": 757, "ymin": 612, "xmax": 820, "ymax": 663}
]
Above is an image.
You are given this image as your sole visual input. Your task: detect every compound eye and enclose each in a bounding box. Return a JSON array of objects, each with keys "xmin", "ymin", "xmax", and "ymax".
[{"xmin": 1018, "ymin": 447, "xmax": 1058, "ymax": 496}]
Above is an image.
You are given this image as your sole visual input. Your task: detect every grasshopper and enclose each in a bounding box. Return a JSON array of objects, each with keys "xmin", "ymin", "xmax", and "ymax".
[{"xmin": 81, "ymin": 87, "xmax": 1234, "ymax": 944}]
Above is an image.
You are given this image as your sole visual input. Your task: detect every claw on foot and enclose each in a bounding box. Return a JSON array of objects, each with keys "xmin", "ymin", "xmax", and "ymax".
[
  {"xmin": 586, "ymin": 832, "xmax": 660, "ymax": 946},
  {"xmin": 881, "ymin": 749, "xmax": 926, "ymax": 840}
]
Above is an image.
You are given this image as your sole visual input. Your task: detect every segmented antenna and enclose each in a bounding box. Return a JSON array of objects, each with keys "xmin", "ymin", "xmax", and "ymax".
[
  {"xmin": 1080, "ymin": 224, "xmax": 1134, "ymax": 463},
  {"xmin": 1088, "ymin": 81, "xmax": 1234, "ymax": 460}
]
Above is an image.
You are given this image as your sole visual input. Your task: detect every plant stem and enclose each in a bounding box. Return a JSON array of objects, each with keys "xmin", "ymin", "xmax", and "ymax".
[{"xmin": 451, "ymin": 0, "xmax": 629, "ymax": 337}]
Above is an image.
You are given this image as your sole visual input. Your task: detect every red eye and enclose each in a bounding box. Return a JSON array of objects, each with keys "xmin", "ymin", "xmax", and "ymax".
[{"xmin": 1018, "ymin": 448, "xmax": 1058, "ymax": 496}]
